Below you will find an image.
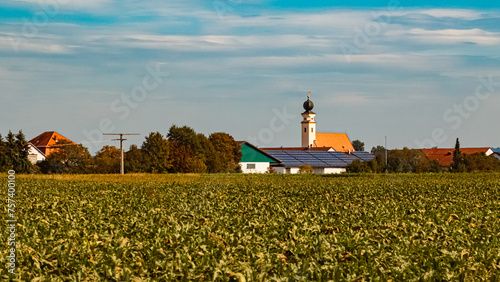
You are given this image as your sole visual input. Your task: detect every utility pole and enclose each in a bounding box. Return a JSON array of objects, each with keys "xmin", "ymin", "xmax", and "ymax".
[
  {"xmin": 103, "ymin": 133, "xmax": 140, "ymax": 174},
  {"xmin": 385, "ymin": 136, "xmax": 388, "ymax": 171}
]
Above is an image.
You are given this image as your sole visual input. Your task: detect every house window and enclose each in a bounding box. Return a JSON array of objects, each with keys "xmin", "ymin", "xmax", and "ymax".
[
  {"xmin": 304, "ymin": 128, "xmax": 306, "ymax": 133},
  {"xmin": 311, "ymin": 128, "xmax": 314, "ymax": 133},
  {"xmin": 247, "ymin": 164, "xmax": 256, "ymax": 169}
]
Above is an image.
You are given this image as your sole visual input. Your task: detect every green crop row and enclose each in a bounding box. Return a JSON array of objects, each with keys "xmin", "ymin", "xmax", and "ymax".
[{"xmin": 1, "ymin": 173, "xmax": 500, "ymax": 281}]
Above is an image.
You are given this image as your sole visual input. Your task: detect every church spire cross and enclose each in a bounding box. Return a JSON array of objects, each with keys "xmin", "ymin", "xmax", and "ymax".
[{"xmin": 307, "ymin": 91, "xmax": 311, "ymax": 99}]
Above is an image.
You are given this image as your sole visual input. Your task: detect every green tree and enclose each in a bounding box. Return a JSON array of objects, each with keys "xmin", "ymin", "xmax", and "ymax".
[
  {"xmin": 141, "ymin": 132, "xmax": 171, "ymax": 173},
  {"xmin": 197, "ymin": 133, "xmax": 217, "ymax": 173},
  {"xmin": 39, "ymin": 139, "xmax": 92, "ymax": 174},
  {"xmin": 451, "ymin": 138, "xmax": 466, "ymax": 173},
  {"xmin": 169, "ymin": 143, "xmax": 206, "ymax": 173},
  {"xmin": 167, "ymin": 126, "xmax": 206, "ymax": 173},
  {"xmin": 371, "ymin": 145, "xmax": 385, "ymax": 154},
  {"xmin": 298, "ymin": 164, "xmax": 313, "ymax": 174},
  {"xmin": 0, "ymin": 130, "xmax": 33, "ymax": 173},
  {"xmin": 463, "ymin": 153, "xmax": 500, "ymax": 172},
  {"xmin": 208, "ymin": 132, "xmax": 242, "ymax": 173},
  {"xmin": 349, "ymin": 148, "xmax": 442, "ymax": 173},
  {"xmin": 93, "ymin": 145, "xmax": 121, "ymax": 174},
  {"xmin": 125, "ymin": 145, "xmax": 145, "ymax": 173},
  {"xmin": 352, "ymin": 140, "xmax": 365, "ymax": 151},
  {"xmin": 0, "ymin": 133, "xmax": 8, "ymax": 171},
  {"xmin": 167, "ymin": 125, "xmax": 202, "ymax": 154},
  {"xmin": 346, "ymin": 159, "xmax": 367, "ymax": 173}
]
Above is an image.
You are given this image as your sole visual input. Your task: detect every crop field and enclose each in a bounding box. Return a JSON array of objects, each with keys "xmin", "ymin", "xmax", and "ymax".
[{"xmin": 1, "ymin": 173, "xmax": 500, "ymax": 281}]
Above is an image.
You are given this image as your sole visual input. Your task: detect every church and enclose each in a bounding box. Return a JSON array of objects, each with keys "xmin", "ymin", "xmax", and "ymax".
[{"xmin": 239, "ymin": 93, "xmax": 373, "ymax": 174}]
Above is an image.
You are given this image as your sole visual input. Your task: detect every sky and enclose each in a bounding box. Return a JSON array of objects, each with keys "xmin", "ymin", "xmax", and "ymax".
[{"xmin": 1, "ymin": 0, "xmax": 499, "ymax": 154}]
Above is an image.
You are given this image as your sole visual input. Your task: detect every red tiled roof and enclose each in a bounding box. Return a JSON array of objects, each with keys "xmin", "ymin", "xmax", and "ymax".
[
  {"xmin": 314, "ymin": 133, "xmax": 355, "ymax": 152},
  {"xmin": 261, "ymin": 147, "xmax": 333, "ymax": 151},
  {"xmin": 29, "ymin": 131, "xmax": 76, "ymax": 156},
  {"xmin": 421, "ymin": 147, "xmax": 492, "ymax": 167}
]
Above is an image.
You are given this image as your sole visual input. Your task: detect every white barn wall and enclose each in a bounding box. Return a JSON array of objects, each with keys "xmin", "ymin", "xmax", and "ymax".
[
  {"xmin": 273, "ymin": 167, "xmax": 286, "ymax": 174},
  {"xmin": 324, "ymin": 167, "xmax": 346, "ymax": 174},
  {"xmin": 273, "ymin": 166, "xmax": 346, "ymax": 174},
  {"xmin": 240, "ymin": 162, "xmax": 270, "ymax": 173},
  {"xmin": 28, "ymin": 143, "xmax": 45, "ymax": 164}
]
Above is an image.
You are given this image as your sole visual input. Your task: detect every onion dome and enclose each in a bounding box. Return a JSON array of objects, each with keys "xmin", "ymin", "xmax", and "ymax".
[{"xmin": 303, "ymin": 98, "xmax": 314, "ymax": 112}]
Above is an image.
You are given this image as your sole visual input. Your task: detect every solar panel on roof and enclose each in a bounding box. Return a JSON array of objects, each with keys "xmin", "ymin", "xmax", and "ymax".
[
  {"xmin": 282, "ymin": 162, "xmax": 305, "ymax": 167},
  {"xmin": 310, "ymin": 152, "xmax": 331, "ymax": 155},
  {"xmin": 326, "ymin": 160, "xmax": 347, "ymax": 163},
  {"xmin": 319, "ymin": 156, "xmax": 341, "ymax": 159},
  {"xmin": 352, "ymin": 152, "xmax": 374, "ymax": 162},
  {"xmin": 326, "ymin": 164, "xmax": 347, "ymax": 168},
  {"xmin": 317, "ymin": 155, "xmax": 341, "ymax": 159},
  {"xmin": 302, "ymin": 161, "xmax": 327, "ymax": 166},
  {"xmin": 343, "ymin": 155, "xmax": 358, "ymax": 159}
]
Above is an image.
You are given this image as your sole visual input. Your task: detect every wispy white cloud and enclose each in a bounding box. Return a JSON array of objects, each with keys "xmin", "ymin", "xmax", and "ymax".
[
  {"xmin": 407, "ymin": 28, "xmax": 500, "ymax": 45},
  {"xmin": 6, "ymin": 0, "xmax": 112, "ymax": 9},
  {"xmin": 411, "ymin": 9, "xmax": 485, "ymax": 20},
  {"xmin": 0, "ymin": 33, "xmax": 73, "ymax": 54}
]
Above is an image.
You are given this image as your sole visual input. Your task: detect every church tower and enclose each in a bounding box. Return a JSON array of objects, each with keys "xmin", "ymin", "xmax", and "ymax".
[{"xmin": 301, "ymin": 92, "xmax": 316, "ymax": 148}]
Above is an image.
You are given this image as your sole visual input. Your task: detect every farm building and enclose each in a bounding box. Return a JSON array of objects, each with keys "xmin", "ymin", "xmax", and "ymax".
[
  {"xmin": 422, "ymin": 147, "xmax": 497, "ymax": 167},
  {"xmin": 237, "ymin": 142, "xmax": 281, "ymax": 173},
  {"xmin": 239, "ymin": 94, "xmax": 373, "ymax": 174},
  {"xmin": 29, "ymin": 131, "xmax": 76, "ymax": 156},
  {"xmin": 28, "ymin": 142, "xmax": 46, "ymax": 164},
  {"xmin": 264, "ymin": 149, "xmax": 373, "ymax": 174}
]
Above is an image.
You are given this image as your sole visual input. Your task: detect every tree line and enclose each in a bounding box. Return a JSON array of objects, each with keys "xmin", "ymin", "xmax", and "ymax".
[
  {"xmin": 0, "ymin": 126, "xmax": 241, "ymax": 174},
  {"xmin": 347, "ymin": 139, "xmax": 500, "ymax": 173},
  {"xmin": 0, "ymin": 131, "xmax": 32, "ymax": 173}
]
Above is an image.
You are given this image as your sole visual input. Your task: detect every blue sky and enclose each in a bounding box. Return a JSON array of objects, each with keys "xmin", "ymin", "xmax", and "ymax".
[{"xmin": 1, "ymin": 0, "xmax": 499, "ymax": 154}]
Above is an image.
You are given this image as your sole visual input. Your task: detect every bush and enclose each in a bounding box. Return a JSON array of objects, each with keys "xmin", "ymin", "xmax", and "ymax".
[{"xmin": 298, "ymin": 164, "xmax": 313, "ymax": 174}]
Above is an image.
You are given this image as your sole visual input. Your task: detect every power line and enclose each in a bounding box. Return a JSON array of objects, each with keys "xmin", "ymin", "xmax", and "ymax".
[{"xmin": 103, "ymin": 133, "xmax": 140, "ymax": 174}]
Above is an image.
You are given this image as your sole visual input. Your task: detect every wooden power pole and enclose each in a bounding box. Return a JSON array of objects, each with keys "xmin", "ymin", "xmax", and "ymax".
[{"xmin": 103, "ymin": 133, "xmax": 140, "ymax": 174}]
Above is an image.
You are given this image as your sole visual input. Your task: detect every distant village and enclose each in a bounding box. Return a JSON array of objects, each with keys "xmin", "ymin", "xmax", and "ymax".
[{"xmin": 2, "ymin": 95, "xmax": 500, "ymax": 174}]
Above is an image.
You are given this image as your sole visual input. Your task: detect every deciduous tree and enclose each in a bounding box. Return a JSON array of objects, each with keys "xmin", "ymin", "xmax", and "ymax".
[
  {"xmin": 93, "ymin": 145, "xmax": 121, "ymax": 174},
  {"xmin": 352, "ymin": 140, "xmax": 365, "ymax": 151},
  {"xmin": 167, "ymin": 126, "xmax": 206, "ymax": 173},
  {"xmin": 208, "ymin": 132, "xmax": 242, "ymax": 173},
  {"xmin": 141, "ymin": 132, "xmax": 170, "ymax": 173},
  {"xmin": 39, "ymin": 139, "xmax": 92, "ymax": 174},
  {"xmin": 125, "ymin": 145, "xmax": 145, "ymax": 173}
]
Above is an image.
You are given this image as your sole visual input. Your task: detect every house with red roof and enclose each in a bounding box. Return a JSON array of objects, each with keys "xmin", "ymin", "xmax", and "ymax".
[
  {"xmin": 421, "ymin": 147, "xmax": 495, "ymax": 167},
  {"xmin": 29, "ymin": 131, "xmax": 76, "ymax": 157}
]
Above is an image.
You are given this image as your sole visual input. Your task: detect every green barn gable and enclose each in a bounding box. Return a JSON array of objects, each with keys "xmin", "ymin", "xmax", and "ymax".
[{"xmin": 240, "ymin": 142, "xmax": 279, "ymax": 163}]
